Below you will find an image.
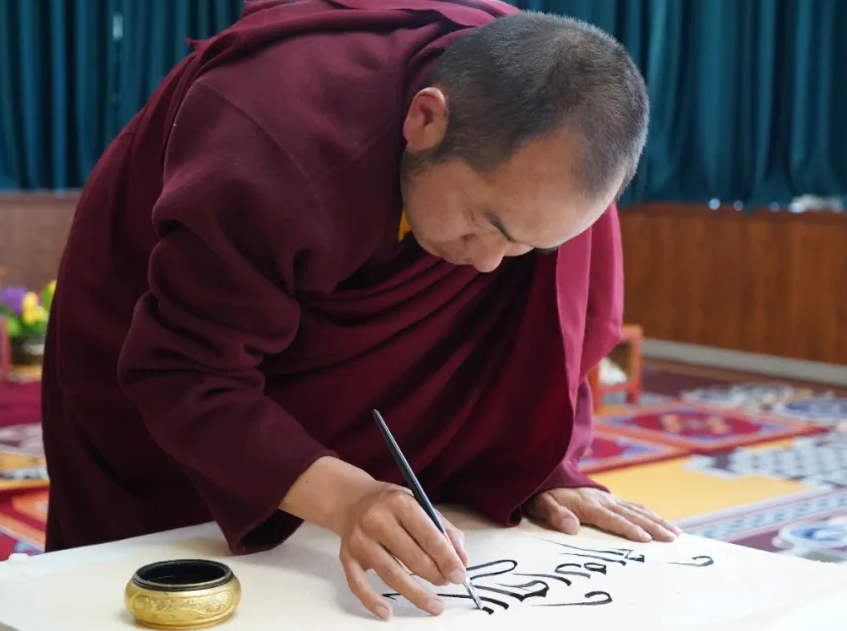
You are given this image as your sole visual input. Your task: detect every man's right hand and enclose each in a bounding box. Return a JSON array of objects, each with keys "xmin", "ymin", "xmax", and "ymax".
[
  {"xmin": 336, "ymin": 481, "xmax": 469, "ymax": 619},
  {"xmin": 279, "ymin": 456, "xmax": 469, "ymax": 620}
]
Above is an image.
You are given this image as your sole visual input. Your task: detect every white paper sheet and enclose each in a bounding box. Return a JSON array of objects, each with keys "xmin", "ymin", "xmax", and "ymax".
[{"xmin": 1, "ymin": 507, "xmax": 846, "ymax": 630}]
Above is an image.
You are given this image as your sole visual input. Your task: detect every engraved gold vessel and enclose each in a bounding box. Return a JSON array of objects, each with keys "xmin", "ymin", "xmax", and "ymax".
[{"xmin": 124, "ymin": 559, "xmax": 241, "ymax": 630}]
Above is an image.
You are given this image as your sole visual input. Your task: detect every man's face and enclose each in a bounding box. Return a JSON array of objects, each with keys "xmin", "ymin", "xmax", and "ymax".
[{"xmin": 400, "ymin": 88, "xmax": 620, "ymax": 273}]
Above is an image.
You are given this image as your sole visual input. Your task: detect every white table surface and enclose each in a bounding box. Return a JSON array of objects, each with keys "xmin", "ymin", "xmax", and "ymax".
[{"xmin": 1, "ymin": 506, "xmax": 847, "ymax": 630}]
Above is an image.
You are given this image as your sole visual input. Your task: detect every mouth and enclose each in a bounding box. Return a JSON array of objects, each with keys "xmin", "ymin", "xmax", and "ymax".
[
  {"xmin": 419, "ymin": 240, "xmax": 464, "ymax": 265},
  {"xmin": 440, "ymin": 252, "xmax": 465, "ymax": 265}
]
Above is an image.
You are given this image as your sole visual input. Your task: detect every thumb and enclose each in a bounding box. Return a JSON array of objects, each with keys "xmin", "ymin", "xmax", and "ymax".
[{"xmin": 535, "ymin": 492, "xmax": 581, "ymax": 536}]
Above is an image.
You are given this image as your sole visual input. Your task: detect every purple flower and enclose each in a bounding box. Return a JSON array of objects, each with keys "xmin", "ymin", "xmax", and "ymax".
[{"xmin": 0, "ymin": 286, "xmax": 28, "ymax": 315}]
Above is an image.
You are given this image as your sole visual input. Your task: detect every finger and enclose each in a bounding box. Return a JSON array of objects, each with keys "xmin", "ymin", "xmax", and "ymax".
[
  {"xmin": 523, "ymin": 493, "xmax": 548, "ymax": 520},
  {"xmin": 586, "ymin": 505, "xmax": 651, "ymax": 542},
  {"xmin": 377, "ymin": 516, "xmax": 447, "ymax": 586},
  {"xmin": 342, "ymin": 556, "xmax": 393, "ymax": 620},
  {"xmin": 397, "ymin": 501, "xmax": 466, "ymax": 585},
  {"xmin": 537, "ymin": 491, "xmax": 581, "ymax": 535},
  {"xmin": 368, "ymin": 541, "xmax": 444, "ymax": 616},
  {"xmin": 442, "ymin": 520, "xmax": 469, "ymax": 568},
  {"xmin": 612, "ymin": 505, "xmax": 677, "ymax": 542},
  {"xmin": 625, "ymin": 502, "xmax": 683, "ymax": 536}
]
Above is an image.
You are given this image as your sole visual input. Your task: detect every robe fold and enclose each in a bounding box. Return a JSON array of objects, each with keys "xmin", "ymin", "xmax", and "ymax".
[{"xmin": 41, "ymin": 0, "xmax": 622, "ymax": 554}]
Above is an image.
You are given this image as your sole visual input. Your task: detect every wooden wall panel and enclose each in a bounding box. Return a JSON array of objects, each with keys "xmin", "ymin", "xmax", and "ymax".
[
  {"xmin": 0, "ymin": 193, "xmax": 79, "ymax": 289},
  {"xmin": 620, "ymin": 204, "xmax": 847, "ymax": 364},
  {"xmin": 2, "ymin": 195, "xmax": 845, "ymax": 364}
]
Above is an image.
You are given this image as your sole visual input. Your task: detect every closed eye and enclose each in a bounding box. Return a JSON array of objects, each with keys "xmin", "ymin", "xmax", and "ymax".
[
  {"xmin": 487, "ymin": 210, "xmax": 560, "ymax": 254},
  {"xmin": 487, "ymin": 213, "xmax": 516, "ymax": 243}
]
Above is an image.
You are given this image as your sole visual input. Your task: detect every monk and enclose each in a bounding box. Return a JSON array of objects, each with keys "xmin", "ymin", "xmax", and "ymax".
[{"xmin": 41, "ymin": 0, "xmax": 679, "ymax": 620}]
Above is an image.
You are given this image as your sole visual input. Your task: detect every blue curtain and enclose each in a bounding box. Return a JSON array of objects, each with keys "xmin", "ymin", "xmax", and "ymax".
[
  {"xmin": 0, "ymin": 0, "xmax": 242, "ymax": 191},
  {"xmin": 1, "ymin": 0, "xmax": 846, "ymax": 208},
  {"xmin": 516, "ymin": 0, "xmax": 847, "ymax": 206},
  {"xmin": 116, "ymin": 0, "xmax": 243, "ymax": 131},
  {"xmin": 0, "ymin": 0, "xmax": 121, "ymax": 190}
]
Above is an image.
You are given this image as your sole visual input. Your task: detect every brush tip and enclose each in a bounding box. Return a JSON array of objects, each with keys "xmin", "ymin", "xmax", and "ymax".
[{"xmin": 464, "ymin": 579, "xmax": 482, "ymax": 610}]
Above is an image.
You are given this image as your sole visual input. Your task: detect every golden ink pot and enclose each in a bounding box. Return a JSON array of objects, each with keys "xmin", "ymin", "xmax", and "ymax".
[{"xmin": 124, "ymin": 559, "xmax": 242, "ymax": 630}]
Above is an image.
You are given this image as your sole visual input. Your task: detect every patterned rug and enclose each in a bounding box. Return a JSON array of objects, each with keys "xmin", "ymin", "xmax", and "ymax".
[
  {"xmin": 581, "ymin": 429, "xmax": 687, "ymax": 473},
  {"xmin": 587, "ymin": 402, "xmax": 824, "ymax": 471},
  {"xmin": 592, "ymin": 368, "xmax": 847, "ymax": 565},
  {"xmin": 0, "ymin": 382, "xmax": 48, "ymax": 558},
  {"xmin": 0, "ymin": 383, "xmax": 48, "ymax": 497},
  {"xmin": 1, "ymin": 367, "xmax": 847, "ymax": 563},
  {"xmin": 0, "ymin": 490, "xmax": 47, "ymax": 557}
]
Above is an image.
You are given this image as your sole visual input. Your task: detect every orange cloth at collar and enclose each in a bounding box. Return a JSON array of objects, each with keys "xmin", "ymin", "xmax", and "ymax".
[{"xmin": 398, "ymin": 211, "xmax": 412, "ymax": 242}]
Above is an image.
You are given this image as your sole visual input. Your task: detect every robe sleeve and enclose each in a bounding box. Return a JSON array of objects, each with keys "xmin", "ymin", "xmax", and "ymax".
[
  {"xmin": 534, "ymin": 205, "xmax": 624, "ymax": 497},
  {"xmin": 533, "ymin": 379, "xmax": 609, "ymax": 494},
  {"xmin": 117, "ymin": 81, "xmax": 335, "ymax": 554}
]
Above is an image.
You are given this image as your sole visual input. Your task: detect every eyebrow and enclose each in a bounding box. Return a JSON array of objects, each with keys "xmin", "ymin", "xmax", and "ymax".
[{"xmin": 487, "ymin": 211, "xmax": 561, "ymax": 254}]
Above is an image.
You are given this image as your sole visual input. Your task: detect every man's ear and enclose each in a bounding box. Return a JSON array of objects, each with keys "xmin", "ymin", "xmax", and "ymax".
[{"xmin": 403, "ymin": 87, "xmax": 448, "ymax": 151}]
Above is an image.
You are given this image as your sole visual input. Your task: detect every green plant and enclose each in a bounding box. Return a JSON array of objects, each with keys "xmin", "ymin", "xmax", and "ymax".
[{"xmin": 0, "ymin": 281, "xmax": 55, "ymax": 338}]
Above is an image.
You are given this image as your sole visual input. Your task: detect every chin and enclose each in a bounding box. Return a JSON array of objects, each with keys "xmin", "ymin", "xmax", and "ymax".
[
  {"xmin": 438, "ymin": 250, "xmax": 464, "ymax": 266},
  {"xmin": 417, "ymin": 239, "xmax": 442, "ymax": 259}
]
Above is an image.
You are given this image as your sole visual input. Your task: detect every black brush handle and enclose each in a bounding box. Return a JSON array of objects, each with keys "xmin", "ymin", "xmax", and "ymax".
[{"xmin": 371, "ymin": 409, "xmax": 445, "ymax": 532}]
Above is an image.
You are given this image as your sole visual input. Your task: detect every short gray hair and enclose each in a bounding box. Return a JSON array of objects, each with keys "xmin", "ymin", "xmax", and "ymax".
[{"xmin": 429, "ymin": 12, "xmax": 649, "ymax": 200}]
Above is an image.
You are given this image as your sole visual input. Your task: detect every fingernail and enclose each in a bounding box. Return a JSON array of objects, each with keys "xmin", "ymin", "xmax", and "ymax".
[
  {"xmin": 427, "ymin": 598, "xmax": 444, "ymax": 615},
  {"xmin": 639, "ymin": 529, "xmax": 652, "ymax": 541},
  {"xmin": 662, "ymin": 528, "xmax": 678, "ymax": 541},
  {"xmin": 448, "ymin": 569, "xmax": 466, "ymax": 585},
  {"xmin": 374, "ymin": 603, "xmax": 391, "ymax": 620},
  {"xmin": 559, "ymin": 518, "xmax": 577, "ymax": 533}
]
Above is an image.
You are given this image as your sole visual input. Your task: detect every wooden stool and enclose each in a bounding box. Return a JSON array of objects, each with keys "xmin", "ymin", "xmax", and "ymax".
[
  {"xmin": 588, "ymin": 324, "xmax": 643, "ymax": 413},
  {"xmin": 0, "ymin": 316, "xmax": 9, "ymax": 383}
]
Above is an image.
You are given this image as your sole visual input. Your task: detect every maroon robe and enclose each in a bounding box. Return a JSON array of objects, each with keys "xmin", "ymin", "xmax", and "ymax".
[{"xmin": 41, "ymin": 0, "xmax": 622, "ymax": 554}]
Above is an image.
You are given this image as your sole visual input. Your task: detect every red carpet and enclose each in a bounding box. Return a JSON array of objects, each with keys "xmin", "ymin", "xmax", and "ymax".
[
  {"xmin": 0, "ymin": 382, "xmax": 48, "ymax": 496},
  {"xmin": 582, "ymin": 429, "xmax": 687, "ymax": 474},
  {"xmin": 583, "ymin": 367, "xmax": 832, "ymax": 474},
  {"xmin": 589, "ymin": 401, "xmax": 824, "ymax": 471},
  {"xmin": 0, "ymin": 368, "xmax": 845, "ymax": 561},
  {"xmin": 0, "ymin": 490, "xmax": 47, "ymax": 557},
  {"xmin": 0, "ymin": 382, "xmax": 47, "ymax": 558},
  {"xmin": 0, "ymin": 382, "xmax": 41, "ymax": 427}
]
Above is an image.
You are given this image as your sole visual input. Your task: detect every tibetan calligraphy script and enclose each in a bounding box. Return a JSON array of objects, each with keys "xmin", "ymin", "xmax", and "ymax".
[{"xmin": 382, "ymin": 536, "xmax": 715, "ymax": 614}]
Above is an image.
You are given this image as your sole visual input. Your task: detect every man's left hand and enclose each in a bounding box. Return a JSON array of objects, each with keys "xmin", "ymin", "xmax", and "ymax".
[{"xmin": 526, "ymin": 487, "xmax": 681, "ymax": 543}]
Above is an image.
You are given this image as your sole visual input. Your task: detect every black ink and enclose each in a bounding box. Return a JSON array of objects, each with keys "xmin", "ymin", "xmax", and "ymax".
[
  {"xmin": 530, "ymin": 538, "xmax": 634, "ymax": 565},
  {"xmin": 552, "ymin": 550, "xmax": 627, "ymax": 565},
  {"xmin": 533, "ymin": 535, "xmax": 714, "ymax": 569},
  {"xmin": 383, "ymin": 592, "xmax": 507, "ymax": 615},
  {"xmin": 531, "ymin": 537, "xmax": 632, "ymax": 557},
  {"xmin": 551, "ymin": 562, "xmax": 592, "ymax": 579},
  {"xmin": 668, "ymin": 555, "xmax": 715, "ymax": 568},
  {"xmin": 622, "ymin": 550, "xmax": 646, "ymax": 563},
  {"xmin": 439, "ymin": 594, "xmax": 511, "ymax": 615},
  {"xmin": 479, "ymin": 579, "xmax": 549, "ymax": 602},
  {"xmin": 582, "ymin": 562, "xmax": 609, "ymax": 575},
  {"xmin": 380, "ymin": 538, "xmax": 715, "ymax": 615},
  {"xmin": 515, "ymin": 572, "xmax": 572, "ymax": 586},
  {"xmin": 538, "ymin": 590, "xmax": 613, "ymax": 607},
  {"xmin": 467, "ymin": 559, "xmax": 518, "ymax": 580}
]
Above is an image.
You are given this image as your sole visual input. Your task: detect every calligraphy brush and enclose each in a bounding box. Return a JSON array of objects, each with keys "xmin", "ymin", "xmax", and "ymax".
[{"xmin": 371, "ymin": 409, "xmax": 483, "ymax": 611}]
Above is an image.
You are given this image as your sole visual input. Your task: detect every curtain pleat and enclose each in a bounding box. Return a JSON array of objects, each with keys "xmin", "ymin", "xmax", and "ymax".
[{"xmin": 0, "ymin": 0, "xmax": 845, "ymax": 208}]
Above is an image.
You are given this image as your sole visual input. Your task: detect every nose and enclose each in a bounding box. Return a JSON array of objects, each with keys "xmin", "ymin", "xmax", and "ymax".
[{"xmin": 469, "ymin": 242, "xmax": 507, "ymax": 273}]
